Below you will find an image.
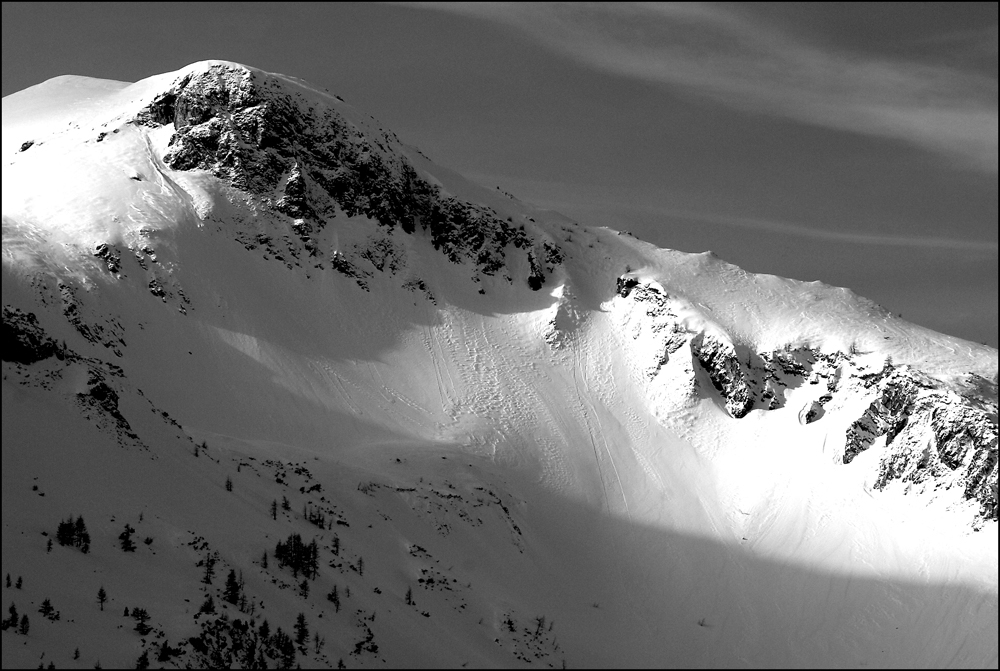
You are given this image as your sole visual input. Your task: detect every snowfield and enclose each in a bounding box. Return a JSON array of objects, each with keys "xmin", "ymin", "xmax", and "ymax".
[{"xmin": 3, "ymin": 61, "xmax": 997, "ymax": 669}]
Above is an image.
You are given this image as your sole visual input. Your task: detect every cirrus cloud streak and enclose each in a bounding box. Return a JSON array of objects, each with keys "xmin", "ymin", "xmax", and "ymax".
[{"xmin": 408, "ymin": 2, "xmax": 999, "ymax": 173}]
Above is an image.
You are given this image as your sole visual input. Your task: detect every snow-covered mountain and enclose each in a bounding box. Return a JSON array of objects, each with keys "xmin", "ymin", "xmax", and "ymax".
[{"xmin": 2, "ymin": 61, "xmax": 997, "ymax": 669}]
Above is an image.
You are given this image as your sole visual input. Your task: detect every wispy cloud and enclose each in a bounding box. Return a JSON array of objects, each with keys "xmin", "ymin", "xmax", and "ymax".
[
  {"xmin": 654, "ymin": 207, "xmax": 1000, "ymax": 253},
  {"xmin": 466, "ymin": 171, "xmax": 999, "ymax": 253},
  {"xmin": 409, "ymin": 2, "xmax": 999, "ymax": 173}
]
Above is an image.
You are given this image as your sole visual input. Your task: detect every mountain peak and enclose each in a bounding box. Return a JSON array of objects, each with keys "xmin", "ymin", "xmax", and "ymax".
[{"xmin": 2, "ymin": 60, "xmax": 997, "ymax": 670}]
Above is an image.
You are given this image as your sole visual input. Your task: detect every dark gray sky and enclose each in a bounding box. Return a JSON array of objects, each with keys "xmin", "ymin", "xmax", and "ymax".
[{"xmin": 3, "ymin": 2, "xmax": 997, "ymax": 346}]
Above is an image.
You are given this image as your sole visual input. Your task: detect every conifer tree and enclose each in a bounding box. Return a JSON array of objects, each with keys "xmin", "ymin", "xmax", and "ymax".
[
  {"xmin": 270, "ymin": 499, "xmax": 278, "ymax": 520},
  {"xmin": 327, "ymin": 585, "xmax": 340, "ymax": 612},
  {"xmin": 299, "ymin": 579, "xmax": 309, "ymax": 600},
  {"xmin": 135, "ymin": 649, "xmax": 149, "ymax": 670},
  {"xmin": 202, "ymin": 553, "xmax": 216, "ymax": 585},
  {"xmin": 199, "ymin": 594, "xmax": 216, "ymax": 615},
  {"xmin": 18, "ymin": 613, "xmax": 29, "ymax": 635},
  {"xmin": 224, "ymin": 570, "xmax": 241, "ymax": 605},
  {"xmin": 74, "ymin": 648, "xmax": 80, "ymax": 660},
  {"xmin": 4, "ymin": 574, "xmax": 9, "ymax": 588},
  {"xmin": 38, "ymin": 599, "xmax": 53, "ymax": 617},
  {"xmin": 132, "ymin": 607, "xmax": 152, "ymax": 635},
  {"xmin": 15, "ymin": 576, "xmax": 22, "ymax": 589},
  {"xmin": 119, "ymin": 524, "xmax": 136, "ymax": 552},
  {"xmin": 3, "ymin": 603, "xmax": 17, "ymax": 630},
  {"xmin": 57, "ymin": 518, "xmax": 75, "ymax": 546},
  {"xmin": 97, "ymin": 587, "xmax": 107, "ymax": 611},
  {"xmin": 293, "ymin": 612, "xmax": 309, "ymax": 647},
  {"xmin": 405, "ymin": 586, "xmax": 413, "ymax": 606}
]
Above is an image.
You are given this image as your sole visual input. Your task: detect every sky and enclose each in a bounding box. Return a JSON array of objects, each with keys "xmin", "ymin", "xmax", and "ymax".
[{"xmin": 2, "ymin": 2, "xmax": 997, "ymax": 346}]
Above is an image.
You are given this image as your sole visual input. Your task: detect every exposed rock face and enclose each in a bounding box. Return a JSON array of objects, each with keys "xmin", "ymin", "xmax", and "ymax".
[
  {"xmin": 613, "ymin": 277, "xmax": 998, "ymax": 522},
  {"xmin": 614, "ymin": 279, "xmax": 688, "ymax": 378},
  {"xmin": 2, "ymin": 306, "xmax": 59, "ymax": 364},
  {"xmin": 843, "ymin": 367, "xmax": 930, "ymax": 464},
  {"xmin": 93, "ymin": 243, "xmax": 121, "ymax": 274},
  {"xmin": 853, "ymin": 372, "xmax": 999, "ymax": 520},
  {"xmin": 690, "ymin": 333, "xmax": 754, "ymax": 419},
  {"xmin": 133, "ymin": 63, "xmax": 556, "ymax": 286}
]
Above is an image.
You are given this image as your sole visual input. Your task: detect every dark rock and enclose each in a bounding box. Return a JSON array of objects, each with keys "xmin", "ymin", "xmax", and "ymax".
[
  {"xmin": 616, "ymin": 275, "xmax": 639, "ymax": 298},
  {"xmin": 2, "ymin": 306, "xmax": 58, "ymax": 364},
  {"xmin": 93, "ymin": 243, "xmax": 121, "ymax": 274},
  {"xmin": 690, "ymin": 333, "xmax": 754, "ymax": 418},
  {"xmin": 132, "ymin": 63, "xmax": 554, "ymax": 286}
]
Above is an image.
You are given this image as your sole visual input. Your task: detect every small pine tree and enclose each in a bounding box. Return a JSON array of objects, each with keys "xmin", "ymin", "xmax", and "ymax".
[
  {"xmin": 293, "ymin": 612, "xmax": 309, "ymax": 647},
  {"xmin": 38, "ymin": 599, "xmax": 53, "ymax": 617},
  {"xmin": 270, "ymin": 499, "xmax": 278, "ymax": 520},
  {"xmin": 4, "ymin": 603, "xmax": 18, "ymax": 630},
  {"xmin": 199, "ymin": 594, "xmax": 216, "ymax": 615},
  {"xmin": 46, "ymin": 538, "xmax": 52, "ymax": 553},
  {"xmin": 281, "ymin": 496, "xmax": 290, "ymax": 511},
  {"xmin": 299, "ymin": 579, "xmax": 309, "ymax": 600},
  {"xmin": 97, "ymin": 587, "xmax": 107, "ymax": 611},
  {"xmin": 332, "ymin": 534, "xmax": 340, "ymax": 556},
  {"xmin": 357, "ymin": 556, "xmax": 364, "ymax": 577},
  {"xmin": 4, "ymin": 574, "xmax": 9, "ymax": 588},
  {"xmin": 201, "ymin": 553, "xmax": 216, "ymax": 585},
  {"xmin": 123, "ymin": 606, "xmax": 130, "ymax": 617},
  {"xmin": 119, "ymin": 524, "xmax": 136, "ymax": 552},
  {"xmin": 132, "ymin": 607, "xmax": 152, "ymax": 635},
  {"xmin": 224, "ymin": 570, "xmax": 241, "ymax": 605},
  {"xmin": 405, "ymin": 586, "xmax": 413, "ymax": 606},
  {"xmin": 157, "ymin": 640, "xmax": 170, "ymax": 663},
  {"xmin": 327, "ymin": 585, "xmax": 340, "ymax": 612},
  {"xmin": 18, "ymin": 613, "xmax": 29, "ymax": 635},
  {"xmin": 57, "ymin": 518, "xmax": 75, "ymax": 546},
  {"xmin": 15, "ymin": 577, "xmax": 22, "ymax": 589},
  {"xmin": 261, "ymin": 550, "xmax": 269, "ymax": 569},
  {"xmin": 225, "ymin": 476, "xmax": 233, "ymax": 492},
  {"xmin": 135, "ymin": 649, "xmax": 149, "ymax": 670},
  {"xmin": 74, "ymin": 648, "xmax": 80, "ymax": 660}
]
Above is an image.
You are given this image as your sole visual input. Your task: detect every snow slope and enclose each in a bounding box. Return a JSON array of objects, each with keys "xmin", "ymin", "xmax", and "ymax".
[{"xmin": 3, "ymin": 61, "xmax": 997, "ymax": 669}]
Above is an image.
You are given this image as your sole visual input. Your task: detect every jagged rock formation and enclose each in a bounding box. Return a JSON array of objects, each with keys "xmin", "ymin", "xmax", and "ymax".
[
  {"xmin": 132, "ymin": 63, "xmax": 557, "ymax": 287},
  {"xmin": 2, "ymin": 306, "xmax": 59, "ymax": 364},
  {"xmin": 614, "ymin": 276, "xmax": 999, "ymax": 521}
]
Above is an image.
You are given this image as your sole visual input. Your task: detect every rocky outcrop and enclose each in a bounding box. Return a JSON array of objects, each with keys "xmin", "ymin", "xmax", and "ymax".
[
  {"xmin": 842, "ymin": 367, "xmax": 932, "ymax": 464},
  {"xmin": 690, "ymin": 333, "xmax": 754, "ymax": 419},
  {"xmin": 867, "ymin": 385, "xmax": 998, "ymax": 520},
  {"xmin": 613, "ymin": 276, "xmax": 997, "ymax": 522},
  {"xmin": 133, "ymin": 63, "xmax": 557, "ymax": 287},
  {"xmin": 2, "ymin": 306, "xmax": 59, "ymax": 364},
  {"xmin": 93, "ymin": 243, "xmax": 121, "ymax": 274}
]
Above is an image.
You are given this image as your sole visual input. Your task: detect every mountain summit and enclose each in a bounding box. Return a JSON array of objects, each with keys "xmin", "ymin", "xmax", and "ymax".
[{"xmin": 3, "ymin": 61, "xmax": 997, "ymax": 668}]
